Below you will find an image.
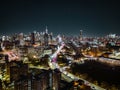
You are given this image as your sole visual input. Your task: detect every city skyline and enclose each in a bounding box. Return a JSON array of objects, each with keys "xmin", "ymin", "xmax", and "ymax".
[
  {"xmin": 0, "ymin": 0, "xmax": 120, "ymax": 36},
  {"xmin": 0, "ymin": 12, "xmax": 120, "ymax": 89}
]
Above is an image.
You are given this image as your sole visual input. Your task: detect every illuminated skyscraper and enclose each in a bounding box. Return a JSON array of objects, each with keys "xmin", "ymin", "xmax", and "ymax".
[
  {"xmin": 44, "ymin": 26, "xmax": 49, "ymax": 46},
  {"xmin": 19, "ymin": 33, "xmax": 25, "ymax": 46}
]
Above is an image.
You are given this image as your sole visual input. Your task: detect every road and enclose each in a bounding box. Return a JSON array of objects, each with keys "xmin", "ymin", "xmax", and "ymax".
[
  {"xmin": 84, "ymin": 55, "xmax": 120, "ymax": 66},
  {"xmin": 48, "ymin": 43, "xmax": 105, "ymax": 90}
]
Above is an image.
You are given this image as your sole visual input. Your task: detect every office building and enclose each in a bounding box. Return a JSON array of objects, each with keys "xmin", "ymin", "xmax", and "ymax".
[{"xmin": 44, "ymin": 26, "xmax": 49, "ymax": 46}]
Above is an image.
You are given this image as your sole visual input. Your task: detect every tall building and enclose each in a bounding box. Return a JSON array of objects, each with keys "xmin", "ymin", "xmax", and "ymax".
[
  {"xmin": 18, "ymin": 46, "xmax": 28, "ymax": 60},
  {"xmin": 44, "ymin": 26, "xmax": 49, "ymax": 46},
  {"xmin": 57, "ymin": 35, "xmax": 62, "ymax": 45},
  {"xmin": 49, "ymin": 32, "xmax": 53, "ymax": 44},
  {"xmin": 19, "ymin": 33, "xmax": 25, "ymax": 46},
  {"xmin": 10, "ymin": 66, "xmax": 20, "ymax": 82},
  {"xmin": 32, "ymin": 73, "xmax": 49, "ymax": 90},
  {"xmin": 2, "ymin": 36, "xmax": 6, "ymax": 41},
  {"xmin": 31, "ymin": 32, "xmax": 35, "ymax": 45},
  {"xmin": 10, "ymin": 62, "xmax": 28, "ymax": 82},
  {"xmin": 52, "ymin": 69, "xmax": 61, "ymax": 90},
  {"xmin": 30, "ymin": 69, "xmax": 50, "ymax": 90},
  {"xmin": 0, "ymin": 79, "xmax": 2, "ymax": 90},
  {"xmin": 14, "ymin": 69, "xmax": 51, "ymax": 90},
  {"xmin": 11, "ymin": 67, "xmax": 61, "ymax": 90},
  {"xmin": 48, "ymin": 69, "xmax": 61, "ymax": 90},
  {"xmin": 80, "ymin": 30, "xmax": 83, "ymax": 40}
]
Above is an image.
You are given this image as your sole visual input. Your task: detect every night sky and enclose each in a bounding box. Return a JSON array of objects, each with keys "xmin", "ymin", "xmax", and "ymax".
[{"xmin": 0, "ymin": 0, "xmax": 120, "ymax": 36}]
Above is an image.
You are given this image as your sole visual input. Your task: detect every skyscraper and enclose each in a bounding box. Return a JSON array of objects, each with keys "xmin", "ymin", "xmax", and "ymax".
[
  {"xmin": 49, "ymin": 32, "xmax": 53, "ymax": 44},
  {"xmin": 80, "ymin": 30, "xmax": 83, "ymax": 41},
  {"xmin": 19, "ymin": 33, "xmax": 25, "ymax": 46},
  {"xmin": 0, "ymin": 79, "xmax": 2, "ymax": 90},
  {"xmin": 52, "ymin": 69, "xmax": 61, "ymax": 90},
  {"xmin": 44, "ymin": 26, "xmax": 49, "ymax": 46},
  {"xmin": 31, "ymin": 69, "xmax": 50, "ymax": 90},
  {"xmin": 31, "ymin": 32, "xmax": 35, "ymax": 45}
]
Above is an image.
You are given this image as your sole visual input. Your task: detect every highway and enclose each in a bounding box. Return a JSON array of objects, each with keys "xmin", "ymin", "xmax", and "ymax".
[
  {"xmin": 48, "ymin": 43, "xmax": 105, "ymax": 90},
  {"xmin": 84, "ymin": 55, "xmax": 120, "ymax": 66}
]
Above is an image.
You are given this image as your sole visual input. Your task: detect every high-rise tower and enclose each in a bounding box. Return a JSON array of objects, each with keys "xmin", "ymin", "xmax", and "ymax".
[
  {"xmin": 49, "ymin": 32, "xmax": 53, "ymax": 44},
  {"xmin": 44, "ymin": 26, "xmax": 49, "ymax": 46},
  {"xmin": 45, "ymin": 26, "xmax": 48, "ymax": 34},
  {"xmin": 31, "ymin": 32, "xmax": 35, "ymax": 45},
  {"xmin": 80, "ymin": 30, "xmax": 83, "ymax": 40}
]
